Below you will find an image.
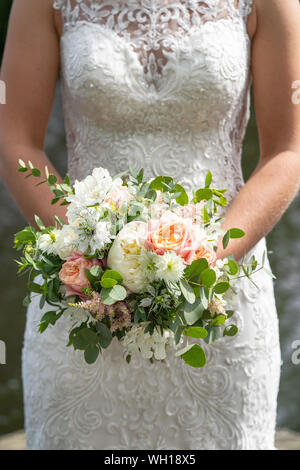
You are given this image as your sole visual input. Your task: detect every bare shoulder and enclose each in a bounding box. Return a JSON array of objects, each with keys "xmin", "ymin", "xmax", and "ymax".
[
  {"xmin": 254, "ymin": 0, "xmax": 300, "ymax": 33},
  {"xmin": 9, "ymin": 0, "xmax": 59, "ymax": 31}
]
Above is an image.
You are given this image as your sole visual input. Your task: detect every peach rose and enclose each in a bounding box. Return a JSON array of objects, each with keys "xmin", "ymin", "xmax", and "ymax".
[
  {"xmin": 59, "ymin": 252, "xmax": 103, "ymax": 298},
  {"xmin": 191, "ymin": 245, "xmax": 217, "ymax": 266},
  {"xmin": 145, "ymin": 211, "xmax": 201, "ymax": 264}
]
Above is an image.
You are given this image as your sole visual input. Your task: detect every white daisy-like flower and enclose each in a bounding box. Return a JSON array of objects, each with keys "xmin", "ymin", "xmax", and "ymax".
[
  {"xmin": 89, "ymin": 220, "xmax": 113, "ymax": 254},
  {"xmin": 37, "ymin": 229, "xmax": 60, "ymax": 256},
  {"xmin": 138, "ymin": 249, "xmax": 160, "ymax": 282},
  {"xmin": 154, "ymin": 251, "xmax": 185, "ymax": 283},
  {"xmin": 72, "ymin": 208, "xmax": 113, "ymax": 255},
  {"xmin": 122, "ymin": 322, "xmax": 177, "ymax": 361}
]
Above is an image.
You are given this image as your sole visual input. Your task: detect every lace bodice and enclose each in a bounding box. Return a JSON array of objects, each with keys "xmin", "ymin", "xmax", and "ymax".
[{"xmin": 53, "ymin": 0, "xmax": 253, "ymax": 204}]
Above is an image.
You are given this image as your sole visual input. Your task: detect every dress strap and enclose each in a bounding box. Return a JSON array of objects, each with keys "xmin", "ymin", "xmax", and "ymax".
[
  {"xmin": 238, "ymin": 0, "xmax": 254, "ymax": 22},
  {"xmin": 53, "ymin": 0, "xmax": 65, "ymax": 11}
]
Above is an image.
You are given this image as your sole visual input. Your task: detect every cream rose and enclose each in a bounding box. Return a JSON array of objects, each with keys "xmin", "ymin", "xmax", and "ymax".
[{"xmin": 107, "ymin": 221, "xmax": 148, "ymax": 293}]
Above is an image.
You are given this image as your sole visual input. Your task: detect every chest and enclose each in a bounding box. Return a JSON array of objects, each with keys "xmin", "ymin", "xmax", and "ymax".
[{"xmin": 59, "ymin": 1, "xmax": 251, "ymax": 124}]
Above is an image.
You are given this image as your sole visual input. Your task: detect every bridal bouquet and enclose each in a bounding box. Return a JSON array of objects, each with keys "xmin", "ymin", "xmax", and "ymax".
[{"xmin": 14, "ymin": 163, "xmax": 267, "ymax": 368}]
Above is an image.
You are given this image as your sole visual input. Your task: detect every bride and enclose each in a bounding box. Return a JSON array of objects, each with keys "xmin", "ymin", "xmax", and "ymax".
[{"xmin": 0, "ymin": 0, "xmax": 299, "ymax": 450}]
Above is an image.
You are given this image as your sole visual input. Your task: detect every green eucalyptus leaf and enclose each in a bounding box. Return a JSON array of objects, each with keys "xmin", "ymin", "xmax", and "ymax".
[
  {"xmin": 223, "ymin": 325, "xmax": 239, "ymax": 337},
  {"xmin": 200, "ymin": 268, "xmax": 216, "ymax": 287},
  {"xmin": 34, "ymin": 215, "xmax": 45, "ymax": 231},
  {"xmin": 183, "ymin": 299, "xmax": 204, "ymax": 325},
  {"xmin": 110, "ymin": 284, "xmax": 127, "ymax": 301},
  {"xmin": 214, "ymin": 282, "xmax": 230, "ymax": 294},
  {"xmin": 223, "ymin": 231, "xmax": 230, "ymax": 249},
  {"xmin": 181, "ymin": 344, "xmax": 206, "ymax": 368},
  {"xmin": 84, "ymin": 345, "xmax": 100, "ymax": 364},
  {"xmin": 102, "ymin": 269, "xmax": 123, "ymax": 283},
  {"xmin": 23, "ymin": 295, "xmax": 31, "ymax": 307},
  {"xmin": 32, "ymin": 168, "xmax": 41, "ymax": 177},
  {"xmin": 205, "ymin": 171, "xmax": 212, "ymax": 188},
  {"xmin": 28, "ymin": 282, "xmax": 43, "ymax": 294},
  {"xmin": 212, "ymin": 314, "xmax": 227, "ymax": 326},
  {"xmin": 100, "ymin": 278, "xmax": 118, "ymax": 288},
  {"xmin": 100, "ymin": 287, "xmax": 116, "ymax": 305},
  {"xmin": 149, "ymin": 176, "xmax": 174, "ymax": 192},
  {"xmin": 184, "ymin": 258, "xmax": 208, "ymax": 279},
  {"xmin": 226, "ymin": 310, "xmax": 235, "ymax": 319},
  {"xmin": 48, "ymin": 174, "xmax": 57, "ymax": 185},
  {"xmin": 96, "ymin": 322, "xmax": 112, "ymax": 349},
  {"xmin": 183, "ymin": 326, "xmax": 208, "ymax": 339},
  {"xmin": 195, "ymin": 188, "xmax": 212, "ymax": 202},
  {"xmin": 172, "ymin": 184, "xmax": 189, "ymax": 205},
  {"xmin": 73, "ymin": 328, "xmax": 98, "ymax": 350},
  {"xmin": 229, "ymin": 228, "xmax": 245, "ymax": 239},
  {"xmin": 179, "ymin": 279, "xmax": 196, "ymax": 304},
  {"xmin": 174, "ymin": 343, "xmax": 193, "ymax": 358},
  {"xmin": 227, "ymin": 259, "xmax": 239, "ymax": 275},
  {"xmin": 205, "ymin": 325, "xmax": 221, "ymax": 344},
  {"xmin": 40, "ymin": 310, "xmax": 58, "ymax": 325},
  {"xmin": 90, "ymin": 265, "xmax": 102, "ymax": 278}
]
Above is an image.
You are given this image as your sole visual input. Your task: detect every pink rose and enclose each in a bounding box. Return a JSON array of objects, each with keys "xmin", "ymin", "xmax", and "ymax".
[
  {"xmin": 144, "ymin": 211, "xmax": 202, "ymax": 264},
  {"xmin": 59, "ymin": 252, "xmax": 103, "ymax": 298},
  {"xmin": 104, "ymin": 186, "xmax": 133, "ymax": 213}
]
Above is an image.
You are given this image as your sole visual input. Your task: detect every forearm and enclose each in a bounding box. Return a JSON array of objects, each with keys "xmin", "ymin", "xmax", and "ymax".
[
  {"xmin": 0, "ymin": 143, "xmax": 67, "ymax": 227},
  {"xmin": 216, "ymin": 150, "xmax": 300, "ymax": 261}
]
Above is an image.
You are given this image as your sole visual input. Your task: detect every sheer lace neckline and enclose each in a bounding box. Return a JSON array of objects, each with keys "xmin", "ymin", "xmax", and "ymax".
[{"xmin": 54, "ymin": 0, "xmax": 252, "ymax": 87}]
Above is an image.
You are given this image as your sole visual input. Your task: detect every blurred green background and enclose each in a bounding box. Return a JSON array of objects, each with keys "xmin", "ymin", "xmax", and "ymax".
[{"xmin": 0, "ymin": 0, "xmax": 299, "ymax": 436}]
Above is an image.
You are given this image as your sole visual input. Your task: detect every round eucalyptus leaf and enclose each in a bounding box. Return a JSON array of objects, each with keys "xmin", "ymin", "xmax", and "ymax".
[
  {"xmin": 214, "ymin": 282, "xmax": 230, "ymax": 294},
  {"xmin": 183, "ymin": 327, "xmax": 208, "ymax": 339},
  {"xmin": 200, "ymin": 268, "xmax": 217, "ymax": 287},
  {"xmin": 223, "ymin": 325, "xmax": 239, "ymax": 337},
  {"xmin": 84, "ymin": 346, "xmax": 100, "ymax": 364},
  {"xmin": 181, "ymin": 344, "xmax": 206, "ymax": 368},
  {"xmin": 179, "ymin": 279, "xmax": 196, "ymax": 304}
]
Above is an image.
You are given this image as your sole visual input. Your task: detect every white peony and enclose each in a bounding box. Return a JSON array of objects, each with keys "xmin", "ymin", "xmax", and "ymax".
[
  {"xmin": 54, "ymin": 225, "xmax": 79, "ymax": 260},
  {"xmin": 154, "ymin": 251, "xmax": 185, "ymax": 283},
  {"xmin": 107, "ymin": 221, "xmax": 148, "ymax": 293},
  {"xmin": 37, "ymin": 229, "xmax": 60, "ymax": 256}
]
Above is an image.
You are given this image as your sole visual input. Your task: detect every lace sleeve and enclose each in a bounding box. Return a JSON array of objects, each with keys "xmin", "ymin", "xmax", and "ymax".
[
  {"xmin": 238, "ymin": 0, "xmax": 253, "ymax": 22},
  {"xmin": 53, "ymin": 0, "xmax": 64, "ymax": 10}
]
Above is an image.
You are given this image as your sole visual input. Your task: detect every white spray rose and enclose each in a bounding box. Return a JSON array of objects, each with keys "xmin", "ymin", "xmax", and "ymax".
[
  {"xmin": 37, "ymin": 229, "xmax": 60, "ymax": 256},
  {"xmin": 54, "ymin": 225, "xmax": 79, "ymax": 260},
  {"xmin": 107, "ymin": 221, "xmax": 148, "ymax": 293},
  {"xmin": 66, "ymin": 167, "xmax": 123, "ymax": 222}
]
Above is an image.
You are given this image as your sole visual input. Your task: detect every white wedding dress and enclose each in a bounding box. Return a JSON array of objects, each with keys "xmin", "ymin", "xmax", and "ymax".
[{"xmin": 22, "ymin": 0, "xmax": 281, "ymax": 450}]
